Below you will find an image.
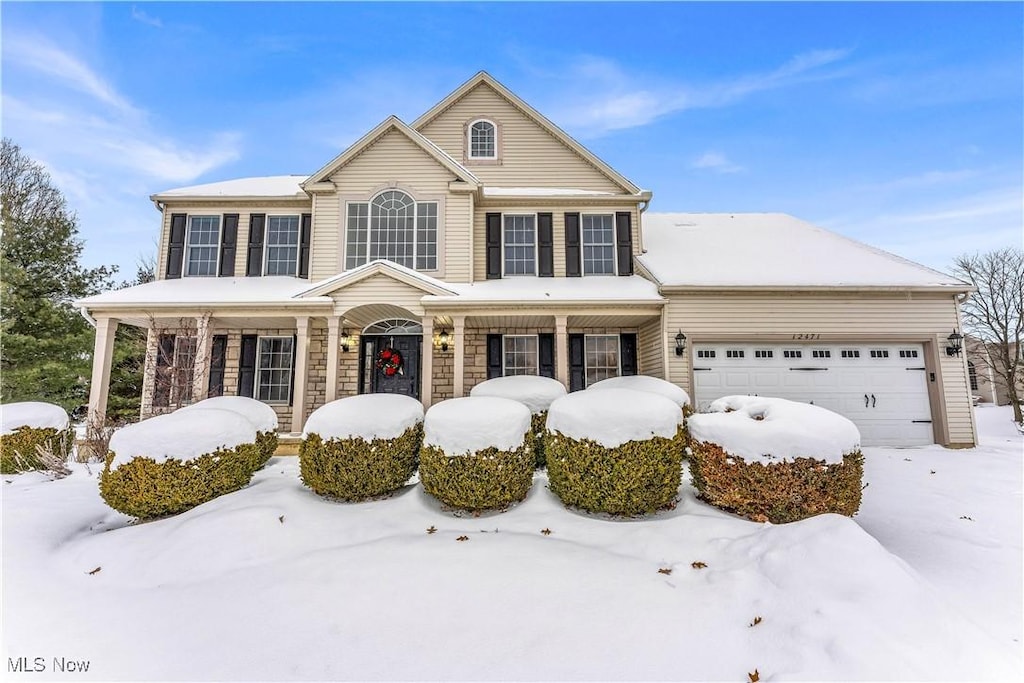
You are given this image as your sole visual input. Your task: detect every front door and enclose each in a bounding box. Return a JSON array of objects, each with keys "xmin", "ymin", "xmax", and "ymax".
[{"xmin": 362, "ymin": 335, "xmax": 420, "ymax": 399}]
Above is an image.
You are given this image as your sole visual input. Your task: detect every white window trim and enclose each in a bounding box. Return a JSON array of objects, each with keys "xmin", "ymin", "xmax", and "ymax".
[
  {"xmin": 466, "ymin": 117, "xmax": 500, "ymax": 162},
  {"xmin": 342, "ymin": 190, "xmax": 443, "ymax": 274},
  {"xmin": 184, "ymin": 215, "xmax": 221, "ymax": 278},
  {"xmin": 583, "ymin": 334, "xmax": 621, "ymax": 388},
  {"xmin": 255, "ymin": 335, "xmax": 294, "ymax": 405},
  {"xmin": 501, "ymin": 213, "xmax": 539, "ymax": 277},
  {"xmin": 580, "ymin": 213, "xmax": 617, "ymax": 277},
  {"xmin": 263, "ymin": 214, "xmax": 302, "ymax": 276},
  {"xmin": 502, "ymin": 334, "xmax": 539, "ymax": 376}
]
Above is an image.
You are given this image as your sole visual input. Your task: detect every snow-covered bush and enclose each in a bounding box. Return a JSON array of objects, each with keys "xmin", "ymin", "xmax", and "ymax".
[
  {"xmin": 299, "ymin": 394, "xmax": 424, "ymax": 501},
  {"xmin": 588, "ymin": 375, "xmax": 692, "ymax": 457},
  {"xmin": 545, "ymin": 389, "xmax": 685, "ymax": 515},
  {"xmin": 470, "ymin": 375, "xmax": 566, "ymax": 467},
  {"xmin": 99, "ymin": 409, "xmax": 261, "ymax": 519},
  {"xmin": 687, "ymin": 396, "xmax": 864, "ymax": 524},
  {"xmin": 179, "ymin": 396, "xmax": 280, "ymax": 469},
  {"xmin": 419, "ymin": 397, "xmax": 534, "ymax": 512},
  {"xmin": 1, "ymin": 402, "xmax": 73, "ymax": 473}
]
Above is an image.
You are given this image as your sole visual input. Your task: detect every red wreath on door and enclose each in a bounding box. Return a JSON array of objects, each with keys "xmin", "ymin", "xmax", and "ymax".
[{"xmin": 375, "ymin": 347, "xmax": 404, "ymax": 376}]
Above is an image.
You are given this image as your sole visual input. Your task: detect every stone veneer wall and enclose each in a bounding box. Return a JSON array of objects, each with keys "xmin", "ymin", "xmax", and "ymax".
[{"xmin": 432, "ymin": 343, "xmax": 454, "ymax": 403}]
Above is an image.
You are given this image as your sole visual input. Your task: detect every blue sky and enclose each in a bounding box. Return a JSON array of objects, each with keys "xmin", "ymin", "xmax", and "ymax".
[{"xmin": 3, "ymin": 1, "xmax": 1021, "ymax": 280}]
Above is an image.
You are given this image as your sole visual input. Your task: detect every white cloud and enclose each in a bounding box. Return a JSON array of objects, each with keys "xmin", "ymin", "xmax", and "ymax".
[
  {"xmin": 692, "ymin": 151, "xmax": 744, "ymax": 174},
  {"xmin": 130, "ymin": 6, "xmax": 163, "ymax": 28}
]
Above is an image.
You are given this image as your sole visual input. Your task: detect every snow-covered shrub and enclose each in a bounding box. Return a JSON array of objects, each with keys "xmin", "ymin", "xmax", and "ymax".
[
  {"xmin": 687, "ymin": 396, "xmax": 864, "ymax": 524},
  {"xmin": 299, "ymin": 394, "xmax": 424, "ymax": 501},
  {"xmin": 419, "ymin": 397, "xmax": 534, "ymax": 512},
  {"xmin": 1, "ymin": 402, "xmax": 73, "ymax": 473},
  {"xmin": 99, "ymin": 409, "xmax": 261, "ymax": 519},
  {"xmin": 470, "ymin": 375, "xmax": 567, "ymax": 467},
  {"xmin": 545, "ymin": 389, "xmax": 685, "ymax": 515},
  {"xmin": 588, "ymin": 375, "xmax": 692, "ymax": 457},
  {"xmin": 179, "ymin": 396, "xmax": 280, "ymax": 469}
]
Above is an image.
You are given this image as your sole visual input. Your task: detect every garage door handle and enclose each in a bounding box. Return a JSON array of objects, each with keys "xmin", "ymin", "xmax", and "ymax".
[
  {"xmin": 871, "ymin": 394, "xmax": 876, "ymax": 408},
  {"xmin": 912, "ymin": 420, "xmax": 933, "ymax": 424},
  {"xmin": 789, "ymin": 367, "xmax": 829, "ymax": 371},
  {"xmin": 865, "ymin": 394, "xmax": 870, "ymax": 407}
]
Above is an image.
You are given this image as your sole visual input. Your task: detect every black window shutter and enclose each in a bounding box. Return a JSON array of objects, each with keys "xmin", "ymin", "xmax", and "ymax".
[
  {"xmin": 288, "ymin": 334, "xmax": 298, "ymax": 407},
  {"xmin": 486, "ymin": 334, "xmax": 503, "ymax": 379},
  {"xmin": 165, "ymin": 214, "xmax": 187, "ymax": 279},
  {"xmin": 238, "ymin": 335, "xmax": 258, "ymax": 398},
  {"xmin": 620, "ymin": 333, "xmax": 638, "ymax": 376},
  {"xmin": 568, "ymin": 334, "xmax": 585, "ymax": 391},
  {"xmin": 219, "ymin": 214, "xmax": 238, "ymax": 277},
  {"xmin": 537, "ymin": 213, "xmax": 554, "ymax": 277},
  {"xmin": 246, "ymin": 214, "xmax": 266, "ymax": 277},
  {"xmin": 207, "ymin": 335, "xmax": 228, "ymax": 397},
  {"xmin": 615, "ymin": 212, "xmax": 633, "ymax": 276},
  {"xmin": 298, "ymin": 213, "xmax": 312, "ymax": 278},
  {"xmin": 538, "ymin": 333, "xmax": 555, "ymax": 378},
  {"xmin": 565, "ymin": 212, "xmax": 581, "ymax": 277},
  {"xmin": 154, "ymin": 334, "xmax": 176, "ymax": 406},
  {"xmin": 485, "ymin": 213, "xmax": 502, "ymax": 279}
]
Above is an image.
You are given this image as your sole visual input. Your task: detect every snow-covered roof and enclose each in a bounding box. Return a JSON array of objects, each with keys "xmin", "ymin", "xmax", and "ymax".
[
  {"xmin": 638, "ymin": 213, "xmax": 967, "ymax": 289},
  {"xmin": 298, "ymin": 259, "xmax": 458, "ymax": 298},
  {"xmin": 151, "ymin": 175, "xmax": 310, "ymax": 200},
  {"xmin": 428, "ymin": 275, "xmax": 664, "ymax": 303},
  {"xmin": 77, "ymin": 277, "xmax": 331, "ymax": 307},
  {"xmin": 482, "ymin": 187, "xmax": 617, "ymax": 197}
]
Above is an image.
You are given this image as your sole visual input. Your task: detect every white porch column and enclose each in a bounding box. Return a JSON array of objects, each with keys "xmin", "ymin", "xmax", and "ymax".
[
  {"xmin": 191, "ymin": 313, "xmax": 212, "ymax": 402},
  {"xmin": 291, "ymin": 316, "xmax": 311, "ymax": 433},
  {"xmin": 453, "ymin": 315, "xmax": 466, "ymax": 397},
  {"xmin": 555, "ymin": 315, "xmax": 569, "ymax": 388},
  {"xmin": 421, "ymin": 316, "xmax": 434, "ymax": 408},
  {"xmin": 87, "ymin": 316, "xmax": 119, "ymax": 424},
  {"xmin": 325, "ymin": 316, "xmax": 340, "ymax": 402}
]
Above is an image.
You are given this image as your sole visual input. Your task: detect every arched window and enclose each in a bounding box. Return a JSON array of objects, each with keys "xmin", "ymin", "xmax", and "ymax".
[
  {"xmin": 468, "ymin": 119, "xmax": 496, "ymax": 159},
  {"xmin": 345, "ymin": 190, "xmax": 438, "ymax": 270}
]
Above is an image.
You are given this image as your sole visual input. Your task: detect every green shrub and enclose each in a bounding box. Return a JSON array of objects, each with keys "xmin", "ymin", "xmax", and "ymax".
[
  {"xmin": 299, "ymin": 423, "xmax": 422, "ymax": 501},
  {"xmin": 688, "ymin": 440, "xmax": 864, "ymax": 524},
  {"xmin": 253, "ymin": 430, "xmax": 280, "ymax": 470},
  {"xmin": 531, "ymin": 411, "xmax": 548, "ymax": 468},
  {"xmin": 99, "ymin": 442, "xmax": 261, "ymax": 519},
  {"xmin": 1, "ymin": 426, "xmax": 74, "ymax": 474},
  {"xmin": 420, "ymin": 442, "xmax": 534, "ymax": 512},
  {"xmin": 545, "ymin": 431, "xmax": 683, "ymax": 515}
]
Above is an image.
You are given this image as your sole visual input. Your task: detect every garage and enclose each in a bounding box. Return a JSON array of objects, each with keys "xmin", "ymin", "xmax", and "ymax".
[{"xmin": 692, "ymin": 343, "xmax": 934, "ymax": 447}]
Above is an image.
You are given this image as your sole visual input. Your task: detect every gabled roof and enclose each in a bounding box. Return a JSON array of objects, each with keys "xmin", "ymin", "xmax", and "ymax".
[
  {"xmin": 412, "ymin": 71, "xmax": 643, "ymax": 196},
  {"xmin": 303, "ymin": 116, "xmax": 479, "ymax": 187},
  {"xmin": 150, "ymin": 175, "xmax": 309, "ymax": 201},
  {"xmin": 297, "ymin": 259, "xmax": 459, "ymax": 298},
  {"xmin": 638, "ymin": 213, "xmax": 970, "ymax": 290}
]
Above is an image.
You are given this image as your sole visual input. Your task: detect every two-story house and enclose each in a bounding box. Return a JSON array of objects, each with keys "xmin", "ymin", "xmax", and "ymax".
[{"xmin": 77, "ymin": 72, "xmax": 978, "ymax": 448}]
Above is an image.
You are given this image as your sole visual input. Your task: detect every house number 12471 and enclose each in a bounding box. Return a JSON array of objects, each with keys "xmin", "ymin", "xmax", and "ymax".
[{"xmin": 792, "ymin": 333, "xmax": 821, "ymax": 340}]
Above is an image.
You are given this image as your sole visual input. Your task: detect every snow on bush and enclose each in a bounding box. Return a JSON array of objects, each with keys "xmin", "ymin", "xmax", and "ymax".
[
  {"xmin": 587, "ymin": 375, "xmax": 691, "ymax": 409},
  {"xmin": 545, "ymin": 389, "xmax": 685, "ymax": 515},
  {"xmin": 179, "ymin": 396, "xmax": 280, "ymax": 466},
  {"xmin": 1, "ymin": 402, "xmax": 73, "ymax": 473},
  {"xmin": 470, "ymin": 376, "xmax": 567, "ymax": 468},
  {"xmin": 108, "ymin": 409, "xmax": 257, "ymax": 469},
  {"xmin": 420, "ymin": 397, "xmax": 534, "ymax": 512},
  {"xmin": 687, "ymin": 396, "xmax": 864, "ymax": 524},
  {"xmin": 299, "ymin": 395, "xmax": 424, "ymax": 501}
]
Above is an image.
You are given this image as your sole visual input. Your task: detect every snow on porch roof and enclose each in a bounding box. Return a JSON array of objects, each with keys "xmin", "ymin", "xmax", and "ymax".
[
  {"xmin": 151, "ymin": 175, "xmax": 309, "ymax": 200},
  {"xmin": 77, "ymin": 276, "xmax": 330, "ymax": 308},
  {"xmin": 425, "ymin": 275, "xmax": 664, "ymax": 303},
  {"xmin": 638, "ymin": 213, "xmax": 968, "ymax": 289}
]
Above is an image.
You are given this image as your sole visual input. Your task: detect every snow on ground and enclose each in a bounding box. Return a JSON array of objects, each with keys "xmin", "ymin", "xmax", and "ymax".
[
  {"xmin": 1, "ymin": 402, "xmax": 69, "ymax": 435},
  {"xmin": 302, "ymin": 394, "xmax": 423, "ymax": 441},
  {"xmin": 2, "ymin": 407, "xmax": 1021, "ymax": 681}
]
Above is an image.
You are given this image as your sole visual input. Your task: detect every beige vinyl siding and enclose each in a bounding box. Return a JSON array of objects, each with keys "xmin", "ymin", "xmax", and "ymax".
[
  {"xmin": 664, "ymin": 291, "xmax": 976, "ymax": 445},
  {"xmin": 322, "ymin": 129, "xmax": 470, "ymax": 282},
  {"xmin": 328, "ymin": 273, "xmax": 428, "ymax": 320},
  {"xmin": 309, "ymin": 194, "xmax": 339, "ymax": 282},
  {"xmin": 156, "ymin": 201, "xmax": 312, "ymax": 280},
  {"xmin": 418, "ymin": 83, "xmax": 623, "ymax": 192},
  {"xmin": 638, "ymin": 316, "xmax": 664, "ymax": 378},
  {"xmin": 473, "ymin": 204, "xmax": 640, "ymax": 280}
]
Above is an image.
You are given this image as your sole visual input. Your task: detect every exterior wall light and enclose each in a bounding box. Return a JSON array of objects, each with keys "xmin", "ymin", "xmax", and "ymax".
[
  {"xmin": 674, "ymin": 330, "xmax": 687, "ymax": 356},
  {"xmin": 340, "ymin": 329, "xmax": 351, "ymax": 353},
  {"xmin": 438, "ymin": 329, "xmax": 450, "ymax": 352},
  {"xmin": 946, "ymin": 329, "xmax": 963, "ymax": 357}
]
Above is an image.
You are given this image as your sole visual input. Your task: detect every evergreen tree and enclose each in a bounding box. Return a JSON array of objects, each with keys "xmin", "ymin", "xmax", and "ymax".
[{"xmin": 1, "ymin": 138, "xmax": 115, "ymax": 412}]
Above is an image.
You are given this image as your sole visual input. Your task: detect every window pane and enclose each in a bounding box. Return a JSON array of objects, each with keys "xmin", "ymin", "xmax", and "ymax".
[
  {"xmin": 369, "ymin": 191, "xmax": 415, "ymax": 268},
  {"xmin": 257, "ymin": 337, "xmax": 294, "ymax": 403},
  {"xmin": 582, "ymin": 214, "xmax": 615, "ymax": 275},
  {"xmin": 585, "ymin": 335, "xmax": 619, "ymax": 387},
  {"xmin": 470, "ymin": 120, "xmax": 495, "ymax": 158},
  {"xmin": 346, "ymin": 203, "xmax": 369, "ymax": 270},
  {"xmin": 265, "ymin": 215, "xmax": 300, "ymax": 275},
  {"xmin": 503, "ymin": 215, "xmax": 535, "ymax": 275},
  {"xmin": 503, "ymin": 335, "xmax": 538, "ymax": 376},
  {"xmin": 416, "ymin": 201, "xmax": 437, "ymax": 270},
  {"xmin": 186, "ymin": 216, "xmax": 220, "ymax": 277}
]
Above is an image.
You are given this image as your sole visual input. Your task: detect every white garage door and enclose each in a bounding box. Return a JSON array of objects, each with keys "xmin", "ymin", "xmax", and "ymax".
[{"xmin": 693, "ymin": 343, "xmax": 933, "ymax": 447}]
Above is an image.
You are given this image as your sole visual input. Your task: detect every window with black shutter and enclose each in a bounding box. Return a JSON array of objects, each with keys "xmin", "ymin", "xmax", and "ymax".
[
  {"xmin": 153, "ymin": 334, "xmax": 176, "ymax": 406},
  {"xmin": 537, "ymin": 213, "xmax": 554, "ymax": 277},
  {"xmin": 568, "ymin": 333, "xmax": 585, "ymax": 391},
  {"xmin": 207, "ymin": 335, "xmax": 227, "ymax": 397},
  {"xmin": 238, "ymin": 335, "xmax": 258, "ymax": 397},
  {"xmin": 298, "ymin": 213, "xmax": 312, "ymax": 278},
  {"xmin": 165, "ymin": 214, "xmax": 187, "ymax": 279},
  {"xmin": 539, "ymin": 333, "xmax": 555, "ymax": 378},
  {"xmin": 620, "ymin": 333, "xmax": 638, "ymax": 376},
  {"xmin": 565, "ymin": 212, "xmax": 581, "ymax": 277},
  {"xmin": 486, "ymin": 213, "xmax": 502, "ymax": 279},
  {"xmin": 486, "ymin": 334, "xmax": 503, "ymax": 378},
  {"xmin": 246, "ymin": 214, "xmax": 266, "ymax": 277},
  {"xmin": 219, "ymin": 214, "xmax": 238, "ymax": 277},
  {"xmin": 615, "ymin": 212, "xmax": 633, "ymax": 276}
]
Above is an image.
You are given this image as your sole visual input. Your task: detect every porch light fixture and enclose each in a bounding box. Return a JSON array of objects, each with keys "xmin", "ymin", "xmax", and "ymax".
[
  {"xmin": 674, "ymin": 330, "xmax": 687, "ymax": 356},
  {"xmin": 340, "ymin": 329, "xmax": 351, "ymax": 353},
  {"xmin": 438, "ymin": 329, "xmax": 450, "ymax": 352},
  {"xmin": 945, "ymin": 329, "xmax": 963, "ymax": 357}
]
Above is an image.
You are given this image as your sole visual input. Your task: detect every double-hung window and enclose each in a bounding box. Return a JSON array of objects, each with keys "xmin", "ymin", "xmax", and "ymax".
[
  {"xmin": 585, "ymin": 335, "xmax": 620, "ymax": 386},
  {"xmin": 257, "ymin": 336, "xmax": 294, "ymax": 403},
  {"xmin": 345, "ymin": 191, "xmax": 438, "ymax": 271},
  {"xmin": 468, "ymin": 119, "xmax": 496, "ymax": 159},
  {"xmin": 185, "ymin": 216, "xmax": 220, "ymax": 277},
  {"xmin": 582, "ymin": 214, "xmax": 615, "ymax": 275},
  {"xmin": 503, "ymin": 335, "xmax": 538, "ymax": 376},
  {"xmin": 265, "ymin": 216, "xmax": 300, "ymax": 275},
  {"xmin": 503, "ymin": 215, "xmax": 536, "ymax": 275}
]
